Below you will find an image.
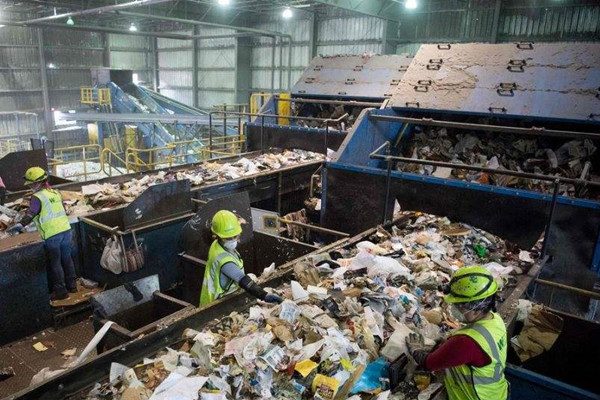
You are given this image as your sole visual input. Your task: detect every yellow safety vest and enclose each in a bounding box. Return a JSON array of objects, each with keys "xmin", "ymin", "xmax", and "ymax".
[
  {"xmin": 33, "ymin": 189, "xmax": 71, "ymax": 240},
  {"xmin": 444, "ymin": 312, "xmax": 509, "ymax": 400},
  {"xmin": 199, "ymin": 240, "xmax": 244, "ymax": 307}
]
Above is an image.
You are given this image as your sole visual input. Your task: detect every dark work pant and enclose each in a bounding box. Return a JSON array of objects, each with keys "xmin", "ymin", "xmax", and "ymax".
[
  {"xmin": 45, "ymin": 229, "xmax": 76, "ymax": 294},
  {"xmin": 0, "ymin": 187, "xmax": 5, "ymax": 205}
]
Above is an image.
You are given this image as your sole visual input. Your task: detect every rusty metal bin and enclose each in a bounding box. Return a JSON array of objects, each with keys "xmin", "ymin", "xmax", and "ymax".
[{"xmin": 91, "ymin": 275, "xmax": 194, "ymax": 353}]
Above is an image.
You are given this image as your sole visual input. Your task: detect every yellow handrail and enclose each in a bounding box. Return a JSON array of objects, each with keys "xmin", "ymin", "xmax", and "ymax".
[
  {"xmin": 250, "ymin": 92, "xmax": 273, "ymax": 115},
  {"xmin": 81, "ymin": 87, "xmax": 111, "ymax": 105},
  {"xmin": 100, "ymin": 147, "xmax": 130, "ymax": 176},
  {"xmin": 48, "ymin": 144, "xmax": 103, "ymax": 181}
]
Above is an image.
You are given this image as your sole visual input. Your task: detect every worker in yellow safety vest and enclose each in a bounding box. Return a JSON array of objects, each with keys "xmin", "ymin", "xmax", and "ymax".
[
  {"xmin": 406, "ymin": 266, "xmax": 509, "ymax": 400},
  {"xmin": 199, "ymin": 210, "xmax": 283, "ymax": 307},
  {"xmin": 7, "ymin": 167, "xmax": 76, "ymax": 300}
]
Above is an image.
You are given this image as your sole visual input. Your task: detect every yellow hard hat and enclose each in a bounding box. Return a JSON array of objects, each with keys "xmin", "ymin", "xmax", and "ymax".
[
  {"xmin": 24, "ymin": 167, "xmax": 48, "ymax": 185},
  {"xmin": 211, "ymin": 210, "xmax": 242, "ymax": 238},
  {"xmin": 444, "ymin": 265, "xmax": 498, "ymax": 304}
]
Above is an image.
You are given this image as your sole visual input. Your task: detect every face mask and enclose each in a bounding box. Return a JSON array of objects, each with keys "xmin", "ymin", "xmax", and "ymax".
[
  {"xmin": 223, "ymin": 239, "xmax": 238, "ymax": 251},
  {"xmin": 450, "ymin": 304, "xmax": 468, "ymax": 323}
]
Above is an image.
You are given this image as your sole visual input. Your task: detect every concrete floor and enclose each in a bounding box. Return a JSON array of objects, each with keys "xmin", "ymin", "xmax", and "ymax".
[{"xmin": 0, "ymin": 320, "xmax": 96, "ymax": 398}]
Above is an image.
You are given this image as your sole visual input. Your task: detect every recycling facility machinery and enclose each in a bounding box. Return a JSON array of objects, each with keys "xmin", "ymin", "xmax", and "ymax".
[
  {"xmin": 321, "ymin": 42, "xmax": 600, "ymax": 319},
  {"xmin": 3, "ymin": 42, "xmax": 600, "ymax": 399},
  {"xmin": 0, "ymin": 143, "xmax": 327, "ymax": 346},
  {"xmin": 9, "ymin": 213, "xmax": 600, "ymax": 400},
  {"xmin": 245, "ymin": 54, "xmax": 414, "ymax": 154}
]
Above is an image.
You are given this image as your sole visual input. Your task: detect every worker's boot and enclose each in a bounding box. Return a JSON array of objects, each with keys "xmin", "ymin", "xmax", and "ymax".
[{"xmin": 50, "ymin": 291, "xmax": 69, "ymax": 301}]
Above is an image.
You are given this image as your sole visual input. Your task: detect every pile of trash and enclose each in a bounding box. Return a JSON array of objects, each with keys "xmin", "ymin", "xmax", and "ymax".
[
  {"xmin": 295, "ymin": 103, "xmax": 364, "ymax": 131},
  {"xmin": 0, "ymin": 150, "xmax": 323, "ymax": 237},
  {"xmin": 397, "ymin": 127, "xmax": 599, "ymax": 198},
  {"xmin": 86, "ymin": 212, "xmax": 537, "ymax": 400}
]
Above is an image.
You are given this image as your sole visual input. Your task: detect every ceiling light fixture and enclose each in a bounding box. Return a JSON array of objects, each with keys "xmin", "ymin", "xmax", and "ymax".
[
  {"xmin": 66, "ymin": 16, "xmax": 74, "ymax": 25},
  {"xmin": 0, "ymin": 25, "xmax": 5, "ymax": 28},
  {"xmin": 405, "ymin": 0, "xmax": 418, "ymax": 9},
  {"xmin": 129, "ymin": 22, "xmax": 138, "ymax": 32},
  {"xmin": 217, "ymin": 0, "xmax": 231, "ymax": 5},
  {"xmin": 282, "ymin": 7, "xmax": 293, "ymax": 19}
]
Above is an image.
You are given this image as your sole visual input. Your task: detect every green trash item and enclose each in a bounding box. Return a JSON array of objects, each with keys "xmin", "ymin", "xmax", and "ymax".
[{"xmin": 473, "ymin": 243, "xmax": 488, "ymax": 257}]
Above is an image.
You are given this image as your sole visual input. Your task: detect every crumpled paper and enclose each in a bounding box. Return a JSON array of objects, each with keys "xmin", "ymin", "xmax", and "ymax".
[{"xmin": 511, "ymin": 305, "xmax": 563, "ymax": 362}]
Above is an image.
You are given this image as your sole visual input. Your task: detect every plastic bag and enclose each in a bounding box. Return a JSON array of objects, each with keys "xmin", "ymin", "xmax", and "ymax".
[
  {"xmin": 350, "ymin": 358, "xmax": 389, "ymax": 394},
  {"xmin": 100, "ymin": 236, "xmax": 123, "ymax": 274}
]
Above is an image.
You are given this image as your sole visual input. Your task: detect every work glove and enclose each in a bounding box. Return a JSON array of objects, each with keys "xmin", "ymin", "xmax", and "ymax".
[
  {"xmin": 406, "ymin": 333, "xmax": 433, "ymax": 366},
  {"xmin": 6, "ymin": 223, "xmax": 23, "ymax": 234},
  {"xmin": 264, "ymin": 293, "xmax": 283, "ymax": 304}
]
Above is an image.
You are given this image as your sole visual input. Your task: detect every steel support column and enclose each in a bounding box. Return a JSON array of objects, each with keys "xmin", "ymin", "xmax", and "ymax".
[
  {"xmin": 103, "ymin": 33, "xmax": 111, "ymax": 67},
  {"xmin": 151, "ymin": 37, "xmax": 159, "ymax": 92},
  {"xmin": 36, "ymin": 28, "xmax": 52, "ymax": 137},
  {"xmin": 271, "ymin": 37, "xmax": 276, "ymax": 92},
  {"xmin": 490, "ymin": 0, "xmax": 502, "ymax": 43},
  {"xmin": 309, "ymin": 12, "xmax": 319, "ymax": 59},
  {"xmin": 192, "ymin": 26, "xmax": 199, "ymax": 108},
  {"xmin": 381, "ymin": 19, "xmax": 398, "ymax": 55},
  {"xmin": 234, "ymin": 36, "xmax": 252, "ymax": 105}
]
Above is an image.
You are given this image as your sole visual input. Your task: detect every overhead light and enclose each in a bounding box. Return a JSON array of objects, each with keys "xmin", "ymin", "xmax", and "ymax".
[
  {"xmin": 405, "ymin": 0, "xmax": 418, "ymax": 9},
  {"xmin": 66, "ymin": 16, "xmax": 74, "ymax": 25},
  {"xmin": 282, "ymin": 7, "xmax": 293, "ymax": 19},
  {"xmin": 217, "ymin": 0, "xmax": 231, "ymax": 5},
  {"xmin": 47, "ymin": 63, "xmax": 56, "ymax": 69},
  {"xmin": 0, "ymin": 25, "xmax": 5, "ymax": 28},
  {"xmin": 129, "ymin": 22, "xmax": 138, "ymax": 32}
]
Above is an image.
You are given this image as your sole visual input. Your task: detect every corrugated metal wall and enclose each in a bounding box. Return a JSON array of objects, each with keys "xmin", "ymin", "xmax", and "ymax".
[
  {"xmin": 0, "ymin": 10, "xmax": 154, "ymax": 140},
  {"xmin": 250, "ymin": 18, "xmax": 311, "ymax": 92},
  {"xmin": 249, "ymin": 12, "xmax": 385, "ymax": 93},
  {"xmin": 396, "ymin": 0, "xmax": 600, "ymax": 50},
  {"xmin": 44, "ymin": 29, "xmax": 104, "ymax": 111},
  {"xmin": 109, "ymin": 34, "xmax": 151, "ymax": 84},
  {"xmin": 317, "ymin": 15, "xmax": 383, "ymax": 55},
  {"xmin": 1, "ymin": 2, "xmax": 598, "ymax": 138},
  {"xmin": 196, "ymin": 27, "xmax": 236, "ymax": 109},
  {"xmin": 0, "ymin": 10, "xmax": 43, "ymax": 135},
  {"xmin": 157, "ymin": 29, "xmax": 194, "ymax": 106}
]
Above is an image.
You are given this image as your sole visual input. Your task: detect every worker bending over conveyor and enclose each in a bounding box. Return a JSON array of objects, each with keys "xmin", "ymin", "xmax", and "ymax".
[
  {"xmin": 406, "ymin": 266, "xmax": 509, "ymax": 400},
  {"xmin": 7, "ymin": 167, "xmax": 77, "ymax": 300},
  {"xmin": 199, "ymin": 210, "xmax": 282, "ymax": 307}
]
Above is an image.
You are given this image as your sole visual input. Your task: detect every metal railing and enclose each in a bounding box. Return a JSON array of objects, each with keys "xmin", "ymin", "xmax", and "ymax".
[
  {"xmin": 48, "ymin": 144, "xmax": 103, "ymax": 181},
  {"xmin": 81, "ymin": 87, "xmax": 111, "ymax": 105},
  {"xmin": 369, "ymin": 140, "xmax": 600, "ymax": 258},
  {"xmin": 208, "ymin": 110, "xmax": 349, "ymax": 156},
  {"xmin": 124, "ymin": 136, "xmax": 247, "ymax": 171},
  {"xmin": 250, "ymin": 92, "xmax": 273, "ymax": 115},
  {"xmin": 100, "ymin": 147, "xmax": 129, "ymax": 176}
]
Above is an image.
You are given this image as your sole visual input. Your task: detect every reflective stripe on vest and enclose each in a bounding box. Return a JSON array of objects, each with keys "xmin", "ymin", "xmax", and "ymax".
[
  {"xmin": 34, "ymin": 189, "xmax": 71, "ymax": 240},
  {"xmin": 444, "ymin": 313, "xmax": 508, "ymax": 400},
  {"xmin": 199, "ymin": 240, "xmax": 244, "ymax": 307}
]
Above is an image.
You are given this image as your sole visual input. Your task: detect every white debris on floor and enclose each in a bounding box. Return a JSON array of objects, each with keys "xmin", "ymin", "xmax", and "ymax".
[
  {"xmin": 83, "ymin": 212, "xmax": 537, "ymax": 400},
  {"xmin": 54, "ymin": 162, "xmax": 123, "ymax": 182}
]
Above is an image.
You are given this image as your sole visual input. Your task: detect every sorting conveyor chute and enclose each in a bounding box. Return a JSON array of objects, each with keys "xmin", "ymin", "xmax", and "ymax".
[{"xmin": 322, "ymin": 41, "xmax": 600, "ymax": 320}]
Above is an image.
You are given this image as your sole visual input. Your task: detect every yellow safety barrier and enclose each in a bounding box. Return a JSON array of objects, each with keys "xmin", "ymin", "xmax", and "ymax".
[
  {"xmin": 100, "ymin": 147, "xmax": 130, "ymax": 177},
  {"xmin": 277, "ymin": 92, "xmax": 291, "ymax": 126},
  {"xmin": 125, "ymin": 136, "xmax": 247, "ymax": 171},
  {"xmin": 250, "ymin": 92, "xmax": 273, "ymax": 115},
  {"xmin": 212, "ymin": 103, "xmax": 249, "ymax": 138},
  {"xmin": 48, "ymin": 144, "xmax": 103, "ymax": 181},
  {"xmin": 81, "ymin": 87, "xmax": 111, "ymax": 105},
  {"xmin": 47, "ymin": 134, "xmax": 247, "ymax": 182}
]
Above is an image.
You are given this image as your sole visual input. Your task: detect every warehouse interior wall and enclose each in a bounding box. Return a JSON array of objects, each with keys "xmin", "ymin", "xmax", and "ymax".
[{"xmin": 0, "ymin": 1, "xmax": 599, "ymax": 144}]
